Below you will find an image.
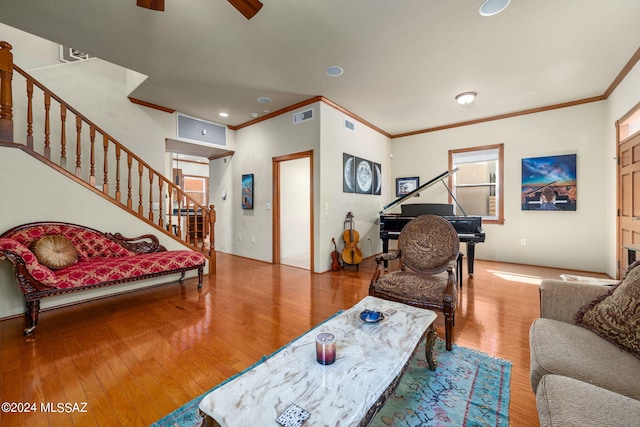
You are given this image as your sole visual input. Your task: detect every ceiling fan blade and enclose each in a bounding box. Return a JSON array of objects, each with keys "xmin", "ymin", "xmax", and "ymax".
[
  {"xmin": 228, "ymin": 0, "xmax": 263, "ymax": 20},
  {"xmin": 137, "ymin": 0, "xmax": 165, "ymax": 12}
]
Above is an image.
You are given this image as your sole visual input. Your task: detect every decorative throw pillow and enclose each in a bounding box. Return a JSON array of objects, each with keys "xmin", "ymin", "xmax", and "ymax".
[
  {"xmin": 32, "ymin": 235, "xmax": 78, "ymax": 270},
  {"xmin": 575, "ymin": 263, "xmax": 640, "ymax": 358}
]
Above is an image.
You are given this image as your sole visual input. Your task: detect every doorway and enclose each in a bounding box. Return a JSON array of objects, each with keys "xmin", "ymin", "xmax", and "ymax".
[
  {"xmin": 273, "ymin": 150, "xmax": 314, "ymax": 271},
  {"xmin": 617, "ymin": 103, "xmax": 640, "ymax": 277}
]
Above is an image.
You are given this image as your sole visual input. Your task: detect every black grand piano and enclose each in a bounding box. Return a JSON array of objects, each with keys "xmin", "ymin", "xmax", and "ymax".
[{"xmin": 379, "ymin": 169, "xmax": 486, "ymax": 276}]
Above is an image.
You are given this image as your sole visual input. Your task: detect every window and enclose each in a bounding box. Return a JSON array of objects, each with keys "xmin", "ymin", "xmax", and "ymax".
[{"xmin": 448, "ymin": 144, "xmax": 504, "ymax": 224}]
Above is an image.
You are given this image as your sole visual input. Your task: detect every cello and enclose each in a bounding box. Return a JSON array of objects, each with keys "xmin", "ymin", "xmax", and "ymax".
[{"xmin": 342, "ymin": 212, "xmax": 363, "ymax": 268}]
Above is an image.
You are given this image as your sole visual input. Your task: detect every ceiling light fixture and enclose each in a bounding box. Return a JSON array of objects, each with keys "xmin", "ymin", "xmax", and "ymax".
[
  {"xmin": 479, "ymin": 0, "xmax": 511, "ymax": 16},
  {"xmin": 219, "ymin": 112, "xmax": 229, "ymax": 117},
  {"xmin": 325, "ymin": 66, "xmax": 344, "ymax": 77},
  {"xmin": 257, "ymin": 96, "xmax": 272, "ymax": 104},
  {"xmin": 455, "ymin": 91, "xmax": 478, "ymax": 106}
]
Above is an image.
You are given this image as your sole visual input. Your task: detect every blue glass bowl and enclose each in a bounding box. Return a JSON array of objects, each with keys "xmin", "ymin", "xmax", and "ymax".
[{"xmin": 359, "ymin": 309, "xmax": 384, "ymax": 323}]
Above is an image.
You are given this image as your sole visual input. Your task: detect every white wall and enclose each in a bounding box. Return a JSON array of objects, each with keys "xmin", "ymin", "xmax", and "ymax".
[
  {"xmin": 318, "ymin": 103, "xmax": 391, "ymax": 271},
  {"xmin": 209, "ymin": 102, "xmax": 392, "ymax": 273},
  {"xmin": 21, "ymin": 59, "xmax": 172, "ymax": 172},
  {"xmin": 0, "ymin": 23, "xmax": 59, "ymax": 69},
  {"xmin": 0, "ymin": 148, "xmax": 202, "ymax": 319},
  {"xmin": 209, "ymin": 104, "xmax": 320, "ymax": 265},
  {"xmin": 391, "ymin": 102, "xmax": 609, "ymax": 273}
]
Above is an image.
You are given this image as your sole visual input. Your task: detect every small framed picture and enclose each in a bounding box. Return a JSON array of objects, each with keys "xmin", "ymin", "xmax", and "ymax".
[
  {"xmin": 242, "ymin": 173, "xmax": 254, "ymax": 209},
  {"xmin": 396, "ymin": 177, "xmax": 419, "ymax": 197}
]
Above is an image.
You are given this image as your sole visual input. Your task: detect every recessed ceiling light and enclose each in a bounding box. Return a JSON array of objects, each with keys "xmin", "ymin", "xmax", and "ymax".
[
  {"xmin": 479, "ymin": 0, "xmax": 511, "ymax": 16},
  {"xmin": 325, "ymin": 66, "xmax": 344, "ymax": 77},
  {"xmin": 257, "ymin": 96, "xmax": 272, "ymax": 104},
  {"xmin": 219, "ymin": 112, "xmax": 229, "ymax": 117},
  {"xmin": 455, "ymin": 91, "xmax": 478, "ymax": 106}
]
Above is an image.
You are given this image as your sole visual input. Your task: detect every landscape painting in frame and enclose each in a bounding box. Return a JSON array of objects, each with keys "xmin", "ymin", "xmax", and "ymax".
[
  {"xmin": 242, "ymin": 173, "xmax": 254, "ymax": 209},
  {"xmin": 521, "ymin": 154, "xmax": 576, "ymax": 211}
]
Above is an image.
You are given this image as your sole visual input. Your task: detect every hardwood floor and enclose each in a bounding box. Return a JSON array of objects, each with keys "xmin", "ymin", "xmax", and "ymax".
[{"xmin": 0, "ymin": 253, "xmax": 610, "ymax": 426}]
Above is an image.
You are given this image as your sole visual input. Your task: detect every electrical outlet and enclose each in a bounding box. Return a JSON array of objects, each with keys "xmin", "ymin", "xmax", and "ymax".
[
  {"xmin": 152, "ymin": 202, "xmax": 160, "ymax": 210},
  {"xmin": 520, "ymin": 238, "xmax": 526, "ymax": 246}
]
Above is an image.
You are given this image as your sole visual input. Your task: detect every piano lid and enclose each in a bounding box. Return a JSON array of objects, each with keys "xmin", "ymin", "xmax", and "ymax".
[{"xmin": 379, "ymin": 168, "xmax": 459, "ymax": 215}]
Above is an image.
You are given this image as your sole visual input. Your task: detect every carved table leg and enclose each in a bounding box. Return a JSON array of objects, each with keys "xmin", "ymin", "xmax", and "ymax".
[
  {"xmin": 199, "ymin": 409, "xmax": 221, "ymax": 427},
  {"xmin": 424, "ymin": 322, "xmax": 437, "ymax": 371}
]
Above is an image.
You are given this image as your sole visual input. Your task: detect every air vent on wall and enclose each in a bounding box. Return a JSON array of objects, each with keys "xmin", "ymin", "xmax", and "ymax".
[
  {"xmin": 293, "ymin": 108, "xmax": 314, "ymax": 124},
  {"xmin": 177, "ymin": 113, "xmax": 227, "ymax": 147},
  {"xmin": 59, "ymin": 45, "xmax": 94, "ymax": 62},
  {"xmin": 344, "ymin": 118, "xmax": 356, "ymax": 131}
]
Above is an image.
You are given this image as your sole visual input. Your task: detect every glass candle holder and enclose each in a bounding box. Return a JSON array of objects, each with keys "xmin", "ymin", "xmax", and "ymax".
[{"xmin": 315, "ymin": 333, "xmax": 336, "ymax": 365}]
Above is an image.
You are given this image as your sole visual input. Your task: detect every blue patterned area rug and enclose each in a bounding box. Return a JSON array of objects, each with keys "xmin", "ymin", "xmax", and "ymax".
[
  {"xmin": 369, "ymin": 339, "xmax": 511, "ymax": 427},
  {"xmin": 151, "ymin": 338, "xmax": 511, "ymax": 427}
]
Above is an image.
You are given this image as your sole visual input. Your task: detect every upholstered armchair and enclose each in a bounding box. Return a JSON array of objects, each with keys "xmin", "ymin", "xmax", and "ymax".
[{"xmin": 369, "ymin": 215, "xmax": 460, "ymax": 350}]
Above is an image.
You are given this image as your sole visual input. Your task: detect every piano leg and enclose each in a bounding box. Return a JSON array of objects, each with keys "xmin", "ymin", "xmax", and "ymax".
[
  {"xmin": 382, "ymin": 238, "xmax": 389, "ymax": 270},
  {"xmin": 465, "ymin": 242, "xmax": 476, "ymax": 277}
]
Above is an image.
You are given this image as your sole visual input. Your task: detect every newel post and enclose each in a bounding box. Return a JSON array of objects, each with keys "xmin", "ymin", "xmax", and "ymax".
[
  {"xmin": 208, "ymin": 204, "xmax": 216, "ymax": 275},
  {"xmin": 0, "ymin": 41, "xmax": 14, "ymax": 142}
]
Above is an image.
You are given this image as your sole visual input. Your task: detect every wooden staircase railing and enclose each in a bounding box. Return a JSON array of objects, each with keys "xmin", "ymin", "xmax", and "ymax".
[{"xmin": 0, "ymin": 41, "xmax": 216, "ymax": 275}]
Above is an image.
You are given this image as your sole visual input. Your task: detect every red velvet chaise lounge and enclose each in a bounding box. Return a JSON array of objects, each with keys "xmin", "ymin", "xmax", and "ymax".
[{"xmin": 0, "ymin": 221, "xmax": 207, "ymax": 335}]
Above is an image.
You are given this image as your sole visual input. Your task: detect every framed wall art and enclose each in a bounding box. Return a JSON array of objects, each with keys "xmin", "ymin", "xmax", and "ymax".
[
  {"xmin": 343, "ymin": 153, "xmax": 381, "ymax": 196},
  {"xmin": 355, "ymin": 157, "xmax": 373, "ymax": 194},
  {"xmin": 521, "ymin": 154, "xmax": 576, "ymax": 211},
  {"xmin": 343, "ymin": 153, "xmax": 355, "ymax": 193},
  {"xmin": 396, "ymin": 177, "xmax": 419, "ymax": 197},
  {"xmin": 242, "ymin": 173, "xmax": 254, "ymax": 209},
  {"xmin": 373, "ymin": 162, "xmax": 382, "ymax": 195}
]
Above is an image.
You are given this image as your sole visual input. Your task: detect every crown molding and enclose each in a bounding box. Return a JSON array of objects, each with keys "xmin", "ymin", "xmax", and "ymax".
[{"xmin": 189, "ymin": 46, "xmax": 640, "ymax": 139}]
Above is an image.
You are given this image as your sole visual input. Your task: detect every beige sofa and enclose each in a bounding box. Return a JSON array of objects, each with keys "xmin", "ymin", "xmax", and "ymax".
[{"xmin": 529, "ymin": 266, "xmax": 640, "ymax": 427}]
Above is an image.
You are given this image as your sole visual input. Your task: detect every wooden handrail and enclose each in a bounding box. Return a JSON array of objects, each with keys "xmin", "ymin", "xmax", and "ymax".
[{"xmin": 0, "ymin": 41, "xmax": 216, "ymax": 274}]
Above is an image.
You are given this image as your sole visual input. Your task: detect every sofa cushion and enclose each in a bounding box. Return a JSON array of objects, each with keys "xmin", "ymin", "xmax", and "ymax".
[
  {"xmin": 52, "ymin": 250, "xmax": 206, "ymax": 289},
  {"xmin": 529, "ymin": 318, "xmax": 640, "ymax": 400},
  {"xmin": 6, "ymin": 223, "xmax": 134, "ymax": 261},
  {"xmin": 575, "ymin": 262, "xmax": 640, "ymax": 358},
  {"xmin": 536, "ymin": 374, "xmax": 640, "ymax": 427},
  {"xmin": 32, "ymin": 235, "xmax": 78, "ymax": 270}
]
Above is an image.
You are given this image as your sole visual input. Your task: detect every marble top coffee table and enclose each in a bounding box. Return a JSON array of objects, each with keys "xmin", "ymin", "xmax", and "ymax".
[{"xmin": 198, "ymin": 296, "xmax": 437, "ymax": 427}]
